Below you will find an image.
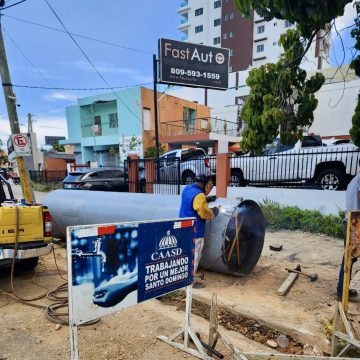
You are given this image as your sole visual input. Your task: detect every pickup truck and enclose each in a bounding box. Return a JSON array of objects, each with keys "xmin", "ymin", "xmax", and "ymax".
[
  {"xmin": 212, "ymin": 135, "xmax": 360, "ymax": 190},
  {"xmin": 0, "ymin": 175, "xmax": 53, "ymax": 270},
  {"xmin": 139, "ymin": 148, "xmax": 211, "ymax": 192}
]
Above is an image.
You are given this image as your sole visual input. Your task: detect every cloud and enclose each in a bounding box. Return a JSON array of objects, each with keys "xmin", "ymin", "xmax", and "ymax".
[
  {"xmin": 44, "ymin": 91, "xmax": 78, "ymax": 102},
  {"xmin": 66, "ymin": 60, "xmax": 140, "ymax": 75},
  {"xmin": 334, "ymin": 1, "xmax": 357, "ymax": 31},
  {"xmin": 0, "ymin": 115, "xmax": 67, "ymax": 149}
]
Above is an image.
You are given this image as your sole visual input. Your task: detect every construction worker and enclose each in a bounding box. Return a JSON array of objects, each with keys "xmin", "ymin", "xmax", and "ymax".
[
  {"xmin": 337, "ymin": 172, "xmax": 360, "ymax": 301},
  {"xmin": 179, "ymin": 174, "xmax": 220, "ymax": 288}
]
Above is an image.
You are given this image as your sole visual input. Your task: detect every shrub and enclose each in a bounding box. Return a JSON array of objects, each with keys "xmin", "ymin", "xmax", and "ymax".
[
  {"xmin": 31, "ymin": 182, "xmax": 62, "ymax": 192},
  {"xmin": 260, "ymin": 199, "xmax": 343, "ymax": 238}
]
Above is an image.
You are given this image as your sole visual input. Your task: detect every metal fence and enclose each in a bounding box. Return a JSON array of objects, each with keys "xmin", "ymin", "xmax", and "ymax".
[
  {"xmin": 228, "ymin": 148, "xmax": 360, "ymax": 190},
  {"xmin": 128, "ymin": 148, "xmax": 360, "ymax": 193},
  {"xmin": 29, "ymin": 170, "xmax": 67, "ymax": 185}
]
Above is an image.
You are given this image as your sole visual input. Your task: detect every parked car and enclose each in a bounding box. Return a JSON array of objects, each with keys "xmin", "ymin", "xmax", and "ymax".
[
  {"xmin": 62, "ymin": 170, "xmax": 88, "ymax": 189},
  {"xmin": 63, "ymin": 168, "xmax": 128, "ymax": 192},
  {"xmin": 139, "ymin": 148, "xmax": 211, "ymax": 192},
  {"xmin": 211, "ymin": 135, "xmax": 360, "ymax": 190}
]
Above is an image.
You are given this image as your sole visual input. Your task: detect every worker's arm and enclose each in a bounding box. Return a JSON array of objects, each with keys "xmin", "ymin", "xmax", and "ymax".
[{"xmin": 193, "ymin": 193, "xmax": 218, "ymax": 220}]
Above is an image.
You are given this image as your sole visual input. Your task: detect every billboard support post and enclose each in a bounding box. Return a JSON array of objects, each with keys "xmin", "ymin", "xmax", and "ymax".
[
  {"xmin": 70, "ymin": 324, "xmax": 79, "ymax": 360},
  {"xmin": 157, "ymin": 285, "xmax": 212, "ymax": 360},
  {"xmin": 153, "ymin": 54, "xmax": 160, "ymax": 160}
]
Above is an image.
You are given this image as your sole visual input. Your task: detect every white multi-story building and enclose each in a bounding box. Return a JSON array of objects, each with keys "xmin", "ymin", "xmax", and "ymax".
[{"xmin": 177, "ymin": 0, "xmax": 330, "ymax": 72}]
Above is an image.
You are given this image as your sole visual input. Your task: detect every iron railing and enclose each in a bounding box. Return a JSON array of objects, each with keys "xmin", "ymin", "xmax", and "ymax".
[
  {"xmin": 29, "ymin": 170, "xmax": 67, "ymax": 185},
  {"xmin": 160, "ymin": 118, "xmax": 239, "ymax": 137}
]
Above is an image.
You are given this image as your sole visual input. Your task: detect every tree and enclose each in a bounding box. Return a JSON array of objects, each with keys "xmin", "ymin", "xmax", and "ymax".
[
  {"xmin": 0, "ymin": 151, "xmax": 9, "ymax": 166},
  {"xmin": 52, "ymin": 143, "xmax": 65, "ymax": 152},
  {"xmin": 144, "ymin": 144, "xmax": 166, "ymax": 158},
  {"xmin": 234, "ymin": 0, "xmax": 359, "ymax": 152},
  {"xmin": 118, "ymin": 135, "xmax": 142, "ymax": 162}
]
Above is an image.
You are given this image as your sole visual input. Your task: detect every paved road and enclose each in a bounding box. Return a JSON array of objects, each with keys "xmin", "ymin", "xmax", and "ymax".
[{"xmin": 7, "ymin": 182, "xmax": 48, "ymax": 204}]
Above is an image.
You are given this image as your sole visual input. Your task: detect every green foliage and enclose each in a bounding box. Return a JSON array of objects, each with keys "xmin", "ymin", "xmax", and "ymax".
[
  {"xmin": 144, "ymin": 143, "xmax": 166, "ymax": 158},
  {"xmin": 260, "ymin": 199, "xmax": 343, "ymax": 238},
  {"xmin": 31, "ymin": 181, "xmax": 62, "ymax": 192},
  {"xmin": 51, "ymin": 144, "xmax": 65, "ymax": 152},
  {"xmin": 240, "ymin": 29, "xmax": 325, "ymax": 154},
  {"xmin": 349, "ymin": 2, "xmax": 360, "ymax": 147},
  {"xmin": 350, "ymin": 99, "xmax": 360, "ymax": 147},
  {"xmin": 235, "ymin": 0, "xmax": 351, "ymax": 38},
  {"xmin": 0, "ymin": 153, "xmax": 9, "ymax": 166}
]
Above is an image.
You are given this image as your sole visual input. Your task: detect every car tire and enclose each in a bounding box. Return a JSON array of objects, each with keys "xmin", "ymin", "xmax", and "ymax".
[
  {"xmin": 230, "ymin": 169, "xmax": 245, "ymax": 187},
  {"xmin": 182, "ymin": 171, "xmax": 195, "ymax": 185},
  {"xmin": 317, "ymin": 169, "xmax": 346, "ymax": 191},
  {"xmin": 16, "ymin": 257, "xmax": 39, "ymax": 272}
]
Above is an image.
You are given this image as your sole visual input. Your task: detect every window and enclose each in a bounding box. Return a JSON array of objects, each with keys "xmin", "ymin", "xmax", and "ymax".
[
  {"xmin": 273, "ymin": 22, "xmax": 277, "ymax": 26},
  {"xmin": 223, "ymin": 32, "xmax": 228, "ymax": 40},
  {"xmin": 229, "ymin": 65, "xmax": 233, "ymax": 72},
  {"xmin": 273, "ymin": 42, "xmax": 277, "ymax": 46},
  {"xmin": 285, "ymin": 20, "xmax": 292, "ymax": 28},
  {"xmin": 214, "ymin": 18, "xmax": 221, "ymax": 26},
  {"xmin": 195, "ymin": 8, "xmax": 203, "ymax": 16},
  {"xmin": 166, "ymin": 153, "xmax": 177, "ymax": 166},
  {"xmin": 229, "ymin": 12, "xmax": 234, "ymax": 20},
  {"xmin": 229, "ymin": 31, "xmax": 234, "ymax": 38},
  {"xmin": 257, "ymin": 25, "xmax": 265, "ymax": 34},
  {"xmin": 109, "ymin": 113, "xmax": 118, "ymax": 128},
  {"xmin": 229, "ymin": 49, "xmax": 234, "ymax": 56},
  {"xmin": 213, "ymin": 37, "xmax": 221, "ymax": 45},
  {"xmin": 214, "ymin": 0, "xmax": 221, "ymax": 8},
  {"xmin": 195, "ymin": 25, "xmax": 203, "ymax": 33},
  {"xmin": 256, "ymin": 44, "xmax": 264, "ymax": 53},
  {"xmin": 143, "ymin": 108, "xmax": 151, "ymax": 131},
  {"xmin": 224, "ymin": 13, "xmax": 229, "ymax": 21}
]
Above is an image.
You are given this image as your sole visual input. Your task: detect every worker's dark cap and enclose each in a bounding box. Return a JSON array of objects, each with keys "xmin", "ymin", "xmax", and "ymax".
[{"xmin": 196, "ymin": 174, "xmax": 213, "ymax": 184}]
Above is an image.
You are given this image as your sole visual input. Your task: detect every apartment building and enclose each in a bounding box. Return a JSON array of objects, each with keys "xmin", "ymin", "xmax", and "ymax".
[{"xmin": 177, "ymin": 0, "xmax": 330, "ymax": 71}]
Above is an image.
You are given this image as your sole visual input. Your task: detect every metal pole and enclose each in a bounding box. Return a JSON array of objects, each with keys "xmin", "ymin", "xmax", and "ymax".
[
  {"xmin": 153, "ymin": 54, "xmax": 160, "ymax": 159},
  {"xmin": 0, "ymin": 15, "xmax": 34, "ymax": 203}
]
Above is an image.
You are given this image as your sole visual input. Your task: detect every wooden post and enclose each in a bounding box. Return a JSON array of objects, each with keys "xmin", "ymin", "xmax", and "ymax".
[{"xmin": 342, "ymin": 216, "xmax": 352, "ymax": 314}]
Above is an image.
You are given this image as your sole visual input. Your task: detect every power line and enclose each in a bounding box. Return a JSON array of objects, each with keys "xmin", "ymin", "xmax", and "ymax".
[
  {"xmin": 0, "ymin": 0, "xmax": 26, "ymax": 10},
  {"xmin": 44, "ymin": 0, "xmax": 143, "ymax": 125},
  {"xmin": 2, "ymin": 26, "xmax": 54, "ymax": 87},
  {"xmin": 2, "ymin": 14, "xmax": 152, "ymax": 55},
  {"xmin": 2, "ymin": 82, "xmax": 152, "ymax": 91}
]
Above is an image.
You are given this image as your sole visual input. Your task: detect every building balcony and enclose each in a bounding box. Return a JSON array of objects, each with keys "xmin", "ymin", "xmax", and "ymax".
[
  {"xmin": 178, "ymin": 20, "xmax": 190, "ymax": 31},
  {"xmin": 160, "ymin": 118, "xmax": 239, "ymax": 138},
  {"xmin": 177, "ymin": 1, "xmax": 190, "ymax": 14}
]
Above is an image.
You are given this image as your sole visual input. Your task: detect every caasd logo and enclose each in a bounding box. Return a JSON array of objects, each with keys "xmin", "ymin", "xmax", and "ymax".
[{"xmin": 151, "ymin": 230, "xmax": 182, "ymax": 260}]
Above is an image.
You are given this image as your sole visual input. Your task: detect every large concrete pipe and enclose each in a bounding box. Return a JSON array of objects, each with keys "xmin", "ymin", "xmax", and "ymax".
[{"xmin": 44, "ymin": 190, "xmax": 265, "ymax": 276}]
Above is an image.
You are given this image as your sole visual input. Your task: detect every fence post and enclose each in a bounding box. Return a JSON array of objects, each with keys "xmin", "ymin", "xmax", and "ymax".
[
  {"xmin": 128, "ymin": 154, "xmax": 139, "ymax": 193},
  {"xmin": 145, "ymin": 159, "xmax": 155, "ymax": 194},
  {"xmin": 216, "ymin": 153, "xmax": 230, "ymax": 198}
]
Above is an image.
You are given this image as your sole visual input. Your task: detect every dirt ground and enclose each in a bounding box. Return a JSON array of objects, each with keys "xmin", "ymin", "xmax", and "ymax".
[{"xmin": 1, "ymin": 229, "xmax": 359, "ymax": 360}]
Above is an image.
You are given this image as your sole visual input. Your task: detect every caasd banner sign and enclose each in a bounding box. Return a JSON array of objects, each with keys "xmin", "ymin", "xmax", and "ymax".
[
  {"xmin": 159, "ymin": 38, "xmax": 229, "ymax": 90},
  {"xmin": 67, "ymin": 218, "xmax": 195, "ymax": 325}
]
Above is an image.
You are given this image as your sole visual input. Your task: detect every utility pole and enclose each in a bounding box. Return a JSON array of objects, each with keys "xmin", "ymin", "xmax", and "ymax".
[{"xmin": 0, "ymin": 14, "xmax": 34, "ymax": 203}]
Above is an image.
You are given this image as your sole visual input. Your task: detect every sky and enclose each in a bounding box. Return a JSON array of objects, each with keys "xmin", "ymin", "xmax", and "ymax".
[{"xmin": 0, "ymin": 0, "xmax": 358, "ymax": 149}]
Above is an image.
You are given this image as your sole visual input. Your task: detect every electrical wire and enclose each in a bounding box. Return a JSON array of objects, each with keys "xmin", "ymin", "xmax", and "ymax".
[
  {"xmin": 2, "ymin": 81, "xmax": 152, "ymax": 91},
  {"xmin": 0, "ymin": 0, "xmax": 26, "ymax": 10},
  {"xmin": 44, "ymin": 0, "xmax": 144, "ymax": 125},
  {"xmin": 1, "ymin": 13, "xmax": 152, "ymax": 55},
  {"xmin": 2, "ymin": 26, "xmax": 54, "ymax": 88}
]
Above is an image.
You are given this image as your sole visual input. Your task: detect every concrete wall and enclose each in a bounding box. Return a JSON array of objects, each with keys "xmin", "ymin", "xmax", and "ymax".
[{"xmin": 225, "ymin": 187, "xmax": 345, "ymax": 215}]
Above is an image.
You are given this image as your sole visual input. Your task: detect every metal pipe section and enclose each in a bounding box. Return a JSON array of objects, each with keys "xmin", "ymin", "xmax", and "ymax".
[{"xmin": 44, "ymin": 190, "xmax": 265, "ymax": 276}]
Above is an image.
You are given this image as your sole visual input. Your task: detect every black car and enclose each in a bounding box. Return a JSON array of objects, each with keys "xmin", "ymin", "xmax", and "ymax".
[
  {"xmin": 63, "ymin": 168, "xmax": 128, "ymax": 192},
  {"xmin": 62, "ymin": 170, "xmax": 88, "ymax": 189}
]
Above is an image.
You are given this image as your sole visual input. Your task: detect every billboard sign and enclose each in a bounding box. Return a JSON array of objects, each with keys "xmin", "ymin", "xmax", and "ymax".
[
  {"xmin": 67, "ymin": 218, "xmax": 195, "ymax": 325},
  {"xmin": 159, "ymin": 38, "xmax": 229, "ymax": 90},
  {"xmin": 7, "ymin": 133, "xmax": 31, "ymax": 160}
]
